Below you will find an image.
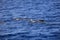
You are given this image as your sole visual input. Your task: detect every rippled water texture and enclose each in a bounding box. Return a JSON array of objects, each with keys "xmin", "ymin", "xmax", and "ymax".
[{"xmin": 0, "ymin": 0, "xmax": 60, "ymax": 40}]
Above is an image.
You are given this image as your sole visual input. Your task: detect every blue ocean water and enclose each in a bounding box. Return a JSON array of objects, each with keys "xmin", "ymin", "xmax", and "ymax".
[{"xmin": 0, "ymin": 0, "xmax": 60, "ymax": 40}]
